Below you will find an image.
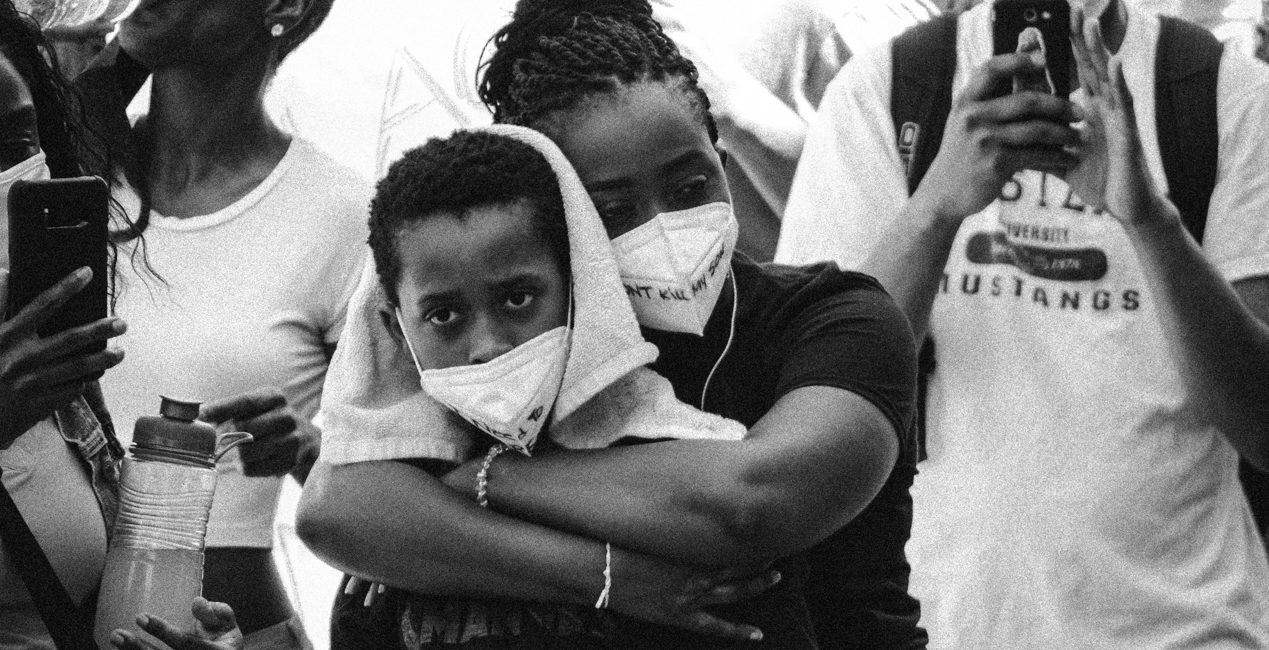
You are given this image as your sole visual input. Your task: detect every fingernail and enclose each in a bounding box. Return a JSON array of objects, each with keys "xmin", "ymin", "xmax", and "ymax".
[
  {"xmin": 111, "ymin": 318, "xmax": 127, "ymax": 334},
  {"xmin": 770, "ymin": 571, "xmax": 782, "ymax": 585},
  {"xmin": 136, "ymin": 614, "xmax": 150, "ymax": 627},
  {"xmin": 75, "ymin": 267, "xmax": 92, "ymax": 281},
  {"xmin": 110, "ymin": 631, "xmax": 125, "ymax": 645},
  {"xmin": 750, "ymin": 630, "xmax": 764, "ymax": 642}
]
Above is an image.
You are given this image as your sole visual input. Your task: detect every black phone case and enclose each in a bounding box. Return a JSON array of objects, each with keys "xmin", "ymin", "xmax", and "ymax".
[
  {"xmin": 6, "ymin": 176, "xmax": 109, "ymax": 349},
  {"xmin": 991, "ymin": 0, "xmax": 1072, "ymax": 99}
]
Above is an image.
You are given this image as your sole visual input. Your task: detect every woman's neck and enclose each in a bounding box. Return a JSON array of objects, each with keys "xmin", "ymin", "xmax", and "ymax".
[{"xmin": 143, "ymin": 59, "xmax": 290, "ymax": 217}]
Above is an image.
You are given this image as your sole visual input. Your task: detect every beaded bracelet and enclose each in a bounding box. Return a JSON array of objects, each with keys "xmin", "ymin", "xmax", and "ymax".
[
  {"xmin": 476, "ymin": 444, "xmax": 508, "ymax": 508},
  {"xmin": 594, "ymin": 542, "xmax": 613, "ymax": 609}
]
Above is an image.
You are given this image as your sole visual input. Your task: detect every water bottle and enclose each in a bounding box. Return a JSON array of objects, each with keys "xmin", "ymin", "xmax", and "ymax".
[
  {"xmin": 93, "ymin": 397, "xmax": 250, "ymax": 649},
  {"xmin": 14, "ymin": 0, "xmax": 140, "ymax": 30}
]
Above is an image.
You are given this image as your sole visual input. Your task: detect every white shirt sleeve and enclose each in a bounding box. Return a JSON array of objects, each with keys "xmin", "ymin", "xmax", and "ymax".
[
  {"xmin": 775, "ymin": 43, "xmax": 912, "ymax": 270},
  {"xmin": 1203, "ymin": 50, "xmax": 1269, "ymax": 284}
]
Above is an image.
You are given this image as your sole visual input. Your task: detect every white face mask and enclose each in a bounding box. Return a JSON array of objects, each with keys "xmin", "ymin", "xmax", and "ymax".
[
  {"xmin": 397, "ymin": 310, "xmax": 572, "ymax": 456},
  {"xmin": 611, "ymin": 202, "xmax": 738, "ymax": 336},
  {"xmin": 0, "ymin": 151, "xmax": 50, "ymax": 271}
]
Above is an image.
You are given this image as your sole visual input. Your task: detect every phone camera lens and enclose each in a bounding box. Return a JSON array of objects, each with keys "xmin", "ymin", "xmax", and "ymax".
[{"xmin": 1024, "ymin": 8, "xmax": 1038, "ymax": 21}]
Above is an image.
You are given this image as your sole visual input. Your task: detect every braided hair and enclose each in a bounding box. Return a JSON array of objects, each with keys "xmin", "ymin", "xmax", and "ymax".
[
  {"xmin": 479, "ymin": 0, "xmax": 718, "ymax": 143},
  {"xmin": 368, "ymin": 131, "xmax": 569, "ymax": 306}
]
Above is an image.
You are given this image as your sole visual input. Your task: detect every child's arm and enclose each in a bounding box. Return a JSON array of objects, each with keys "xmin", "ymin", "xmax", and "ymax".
[{"xmin": 442, "ymin": 385, "xmax": 898, "ymax": 566}]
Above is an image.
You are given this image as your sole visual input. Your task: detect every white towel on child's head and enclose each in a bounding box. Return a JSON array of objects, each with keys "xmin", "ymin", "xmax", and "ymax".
[{"xmin": 319, "ymin": 124, "xmax": 742, "ymax": 466}]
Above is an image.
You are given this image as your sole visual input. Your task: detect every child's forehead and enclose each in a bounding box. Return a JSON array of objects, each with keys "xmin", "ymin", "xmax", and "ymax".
[{"xmin": 398, "ymin": 205, "xmax": 563, "ymax": 279}]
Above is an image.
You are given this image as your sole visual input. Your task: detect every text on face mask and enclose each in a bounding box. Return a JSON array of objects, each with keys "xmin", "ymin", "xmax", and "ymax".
[
  {"xmin": 462, "ymin": 404, "xmax": 546, "ymax": 443},
  {"xmin": 622, "ymin": 245, "xmax": 728, "ymax": 302}
]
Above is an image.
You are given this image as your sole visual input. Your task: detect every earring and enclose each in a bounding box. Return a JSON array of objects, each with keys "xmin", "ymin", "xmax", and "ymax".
[{"xmin": 270, "ymin": 24, "xmax": 284, "ymax": 37}]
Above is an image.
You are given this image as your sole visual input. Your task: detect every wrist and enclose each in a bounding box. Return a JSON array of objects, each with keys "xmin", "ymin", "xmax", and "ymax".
[
  {"xmin": 476, "ymin": 445, "xmax": 510, "ymax": 508},
  {"xmin": 1121, "ymin": 193, "xmax": 1183, "ymax": 234},
  {"xmin": 904, "ymin": 191, "xmax": 966, "ymax": 234}
]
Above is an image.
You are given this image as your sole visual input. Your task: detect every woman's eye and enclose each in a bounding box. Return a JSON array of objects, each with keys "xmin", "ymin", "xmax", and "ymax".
[
  {"xmin": 426, "ymin": 308, "xmax": 458, "ymax": 326},
  {"xmin": 671, "ymin": 175, "xmax": 709, "ymax": 205},
  {"xmin": 596, "ymin": 202, "xmax": 639, "ymax": 233},
  {"xmin": 506, "ymin": 291, "xmax": 535, "ymax": 310}
]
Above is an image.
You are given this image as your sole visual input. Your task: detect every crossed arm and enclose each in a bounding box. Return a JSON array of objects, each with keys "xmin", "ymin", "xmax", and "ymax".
[{"xmin": 299, "ymin": 384, "xmax": 898, "ymax": 573}]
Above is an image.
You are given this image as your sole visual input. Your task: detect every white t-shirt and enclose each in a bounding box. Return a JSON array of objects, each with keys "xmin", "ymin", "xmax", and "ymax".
[
  {"xmin": 778, "ymin": 5, "xmax": 1269, "ymax": 648},
  {"xmin": 102, "ymin": 137, "xmax": 369, "ymax": 548}
]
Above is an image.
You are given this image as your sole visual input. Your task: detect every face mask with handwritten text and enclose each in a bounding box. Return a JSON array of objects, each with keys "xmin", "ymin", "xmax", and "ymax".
[
  {"xmin": 0, "ymin": 151, "xmax": 50, "ymax": 270},
  {"xmin": 398, "ymin": 310, "xmax": 571, "ymax": 455},
  {"xmin": 611, "ymin": 202, "xmax": 738, "ymax": 336}
]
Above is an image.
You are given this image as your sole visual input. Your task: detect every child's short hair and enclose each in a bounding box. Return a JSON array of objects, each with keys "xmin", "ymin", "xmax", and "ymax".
[{"xmin": 369, "ymin": 131, "xmax": 570, "ymax": 305}]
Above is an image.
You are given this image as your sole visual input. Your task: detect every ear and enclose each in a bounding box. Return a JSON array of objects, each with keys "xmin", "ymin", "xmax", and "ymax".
[
  {"xmin": 263, "ymin": 0, "xmax": 314, "ymax": 32},
  {"xmin": 380, "ymin": 304, "xmax": 406, "ymax": 347}
]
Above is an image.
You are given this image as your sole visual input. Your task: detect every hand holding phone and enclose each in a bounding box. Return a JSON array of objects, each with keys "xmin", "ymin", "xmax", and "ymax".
[
  {"xmin": 6, "ymin": 176, "xmax": 109, "ymax": 338},
  {"xmin": 0, "ymin": 267, "xmax": 126, "ymax": 447}
]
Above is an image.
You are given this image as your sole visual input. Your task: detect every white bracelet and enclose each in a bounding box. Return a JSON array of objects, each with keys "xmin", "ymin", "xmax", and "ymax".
[
  {"xmin": 594, "ymin": 542, "xmax": 613, "ymax": 609},
  {"xmin": 476, "ymin": 444, "xmax": 508, "ymax": 508}
]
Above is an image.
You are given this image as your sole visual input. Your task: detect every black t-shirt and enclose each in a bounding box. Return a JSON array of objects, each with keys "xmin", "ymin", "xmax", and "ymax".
[
  {"xmin": 618, "ymin": 254, "xmax": 926, "ymax": 649},
  {"xmin": 331, "ymin": 255, "xmax": 925, "ymax": 649}
]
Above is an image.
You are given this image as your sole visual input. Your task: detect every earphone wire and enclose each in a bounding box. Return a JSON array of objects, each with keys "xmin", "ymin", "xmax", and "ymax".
[{"xmin": 700, "ymin": 270, "xmax": 738, "ymax": 411}]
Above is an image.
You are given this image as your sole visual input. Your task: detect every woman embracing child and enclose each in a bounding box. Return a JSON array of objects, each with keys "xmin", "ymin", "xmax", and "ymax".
[{"xmin": 322, "ymin": 124, "xmax": 756, "ymax": 647}]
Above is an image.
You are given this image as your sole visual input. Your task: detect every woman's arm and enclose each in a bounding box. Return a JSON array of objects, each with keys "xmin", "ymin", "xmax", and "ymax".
[
  {"xmin": 443, "ymin": 385, "xmax": 899, "ymax": 566},
  {"xmin": 298, "ymin": 458, "xmax": 609, "ymax": 601},
  {"xmin": 296, "ymin": 458, "xmax": 778, "ymax": 640}
]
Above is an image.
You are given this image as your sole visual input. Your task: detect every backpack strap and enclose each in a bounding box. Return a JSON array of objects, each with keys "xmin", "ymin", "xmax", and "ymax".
[
  {"xmin": 0, "ymin": 472, "xmax": 99, "ymax": 649},
  {"xmin": 892, "ymin": 14, "xmax": 959, "ymax": 461},
  {"xmin": 1155, "ymin": 15, "xmax": 1222, "ymax": 243},
  {"xmin": 892, "ymin": 14, "xmax": 960, "ymax": 196}
]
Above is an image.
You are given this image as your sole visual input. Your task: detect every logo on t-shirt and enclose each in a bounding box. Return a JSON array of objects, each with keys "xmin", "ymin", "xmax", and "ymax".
[
  {"xmin": 943, "ymin": 172, "xmax": 1144, "ymax": 314},
  {"xmin": 965, "ymin": 230, "xmax": 1108, "ymax": 282}
]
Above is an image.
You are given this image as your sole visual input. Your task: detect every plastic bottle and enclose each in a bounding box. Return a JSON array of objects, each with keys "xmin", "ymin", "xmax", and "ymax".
[
  {"xmin": 93, "ymin": 397, "xmax": 250, "ymax": 649},
  {"xmin": 14, "ymin": 0, "xmax": 140, "ymax": 30}
]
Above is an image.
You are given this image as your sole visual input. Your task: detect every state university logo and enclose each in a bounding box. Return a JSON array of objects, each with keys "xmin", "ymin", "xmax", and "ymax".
[{"xmin": 938, "ymin": 171, "xmax": 1145, "ymax": 314}]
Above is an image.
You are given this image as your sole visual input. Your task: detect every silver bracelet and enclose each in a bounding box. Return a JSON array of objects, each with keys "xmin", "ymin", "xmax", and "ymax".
[
  {"xmin": 476, "ymin": 444, "xmax": 508, "ymax": 508},
  {"xmin": 594, "ymin": 542, "xmax": 613, "ymax": 609}
]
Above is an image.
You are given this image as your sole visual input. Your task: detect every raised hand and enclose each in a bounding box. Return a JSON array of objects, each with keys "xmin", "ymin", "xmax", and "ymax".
[
  {"xmin": 1064, "ymin": 9, "xmax": 1168, "ymax": 224},
  {"xmin": 0, "ymin": 267, "xmax": 126, "ymax": 447},
  {"xmin": 911, "ymin": 50, "xmax": 1083, "ymax": 224}
]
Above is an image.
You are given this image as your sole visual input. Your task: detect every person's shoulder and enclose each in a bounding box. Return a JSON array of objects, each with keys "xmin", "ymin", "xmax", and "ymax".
[
  {"xmin": 736, "ymin": 254, "xmax": 895, "ymax": 323},
  {"xmin": 285, "ymin": 137, "xmax": 374, "ymax": 201},
  {"xmin": 277, "ymin": 137, "xmax": 373, "ymax": 229}
]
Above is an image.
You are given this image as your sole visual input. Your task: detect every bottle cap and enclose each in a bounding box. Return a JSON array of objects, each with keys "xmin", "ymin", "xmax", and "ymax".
[
  {"xmin": 132, "ymin": 396, "xmax": 217, "ymax": 459},
  {"xmin": 159, "ymin": 396, "xmax": 202, "ymax": 422}
]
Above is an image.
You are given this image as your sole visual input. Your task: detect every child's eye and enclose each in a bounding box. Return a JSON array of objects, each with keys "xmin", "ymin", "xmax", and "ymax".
[
  {"xmin": 426, "ymin": 308, "xmax": 459, "ymax": 327},
  {"xmin": 505, "ymin": 291, "xmax": 535, "ymax": 310}
]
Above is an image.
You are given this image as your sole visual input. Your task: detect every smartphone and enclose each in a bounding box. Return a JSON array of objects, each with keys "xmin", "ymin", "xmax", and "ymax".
[
  {"xmin": 6, "ymin": 176, "xmax": 109, "ymax": 348},
  {"xmin": 992, "ymin": 0, "xmax": 1072, "ymax": 99}
]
